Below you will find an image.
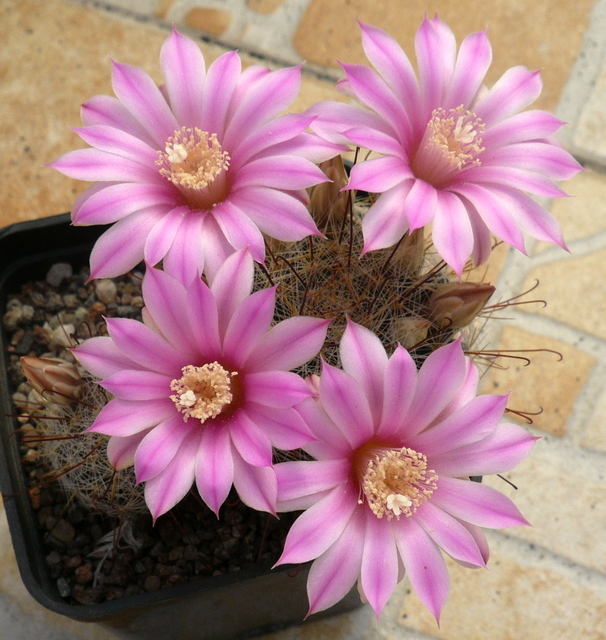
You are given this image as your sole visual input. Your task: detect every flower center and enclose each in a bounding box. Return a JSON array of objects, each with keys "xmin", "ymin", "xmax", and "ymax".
[
  {"xmin": 157, "ymin": 127, "xmax": 231, "ymax": 207},
  {"xmin": 360, "ymin": 447, "xmax": 438, "ymax": 520},
  {"xmin": 170, "ymin": 362, "xmax": 238, "ymax": 423},
  {"xmin": 412, "ymin": 106, "xmax": 485, "ymax": 187}
]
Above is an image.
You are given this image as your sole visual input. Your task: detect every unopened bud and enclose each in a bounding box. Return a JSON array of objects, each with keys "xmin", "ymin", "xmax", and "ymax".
[
  {"xmin": 428, "ymin": 282, "xmax": 495, "ymax": 330},
  {"xmin": 391, "ymin": 228, "xmax": 425, "ymax": 273},
  {"xmin": 20, "ymin": 356, "xmax": 83, "ymax": 405},
  {"xmin": 308, "ymin": 155, "xmax": 349, "ymax": 230},
  {"xmin": 393, "ymin": 317, "xmax": 431, "ymax": 350}
]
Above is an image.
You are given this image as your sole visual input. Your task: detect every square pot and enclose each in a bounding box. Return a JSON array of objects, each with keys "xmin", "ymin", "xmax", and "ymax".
[{"xmin": 0, "ymin": 214, "xmax": 362, "ymax": 640}]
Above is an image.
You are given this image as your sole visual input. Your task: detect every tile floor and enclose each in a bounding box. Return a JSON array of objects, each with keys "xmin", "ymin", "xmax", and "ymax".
[{"xmin": 1, "ymin": 1, "xmax": 605, "ymax": 638}]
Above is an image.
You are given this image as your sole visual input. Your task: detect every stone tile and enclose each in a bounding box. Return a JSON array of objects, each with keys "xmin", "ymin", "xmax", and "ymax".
[
  {"xmin": 247, "ymin": 0, "xmax": 286, "ymax": 14},
  {"xmin": 522, "ymin": 249, "xmax": 606, "ymax": 341},
  {"xmin": 482, "ymin": 439, "xmax": 606, "ymax": 574},
  {"xmin": 481, "ymin": 325, "xmax": 596, "ymax": 437},
  {"xmin": 294, "ymin": 0, "xmax": 594, "ymax": 111},
  {"xmin": 398, "ymin": 535, "xmax": 606, "ymax": 640},
  {"xmin": 184, "ymin": 7, "xmax": 232, "ymax": 35}
]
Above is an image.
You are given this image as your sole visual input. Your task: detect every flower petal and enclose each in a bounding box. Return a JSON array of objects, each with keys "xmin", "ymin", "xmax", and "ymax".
[
  {"xmin": 244, "ymin": 371, "xmax": 312, "ymax": 408},
  {"xmin": 275, "ymin": 459, "xmax": 350, "ymax": 506},
  {"xmin": 195, "ymin": 424, "xmax": 234, "ymax": 516},
  {"xmin": 232, "ymin": 448, "xmax": 277, "ymax": 514},
  {"xmin": 101, "ymin": 369, "xmax": 173, "ymax": 400},
  {"xmin": 348, "ymin": 155, "xmax": 410, "ymax": 193},
  {"xmin": 88, "ymin": 397, "xmax": 173, "ymax": 437},
  {"xmin": 431, "ymin": 190, "xmax": 474, "ymax": 277},
  {"xmin": 229, "ymin": 410, "xmax": 274, "ymax": 467},
  {"xmin": 362, "ymin": 181, "xmax": 414, "ymax": 253}
]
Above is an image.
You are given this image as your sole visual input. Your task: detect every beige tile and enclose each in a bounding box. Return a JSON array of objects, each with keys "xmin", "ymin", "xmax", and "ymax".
[
  {"xmin": 398, "ymin": 538, "xmax": 606, "ymax": 640},
  {"xmin": 582, "ymin": 389, "xmax": 606, "ymax": 452},
  {"xmin": 522, "ymin": 249, "xmax": 606, "ymax": 341},
  {"xmin": 294, "ymin": 0, "xmax": 594, "ymax": 111},
  {"xmin": 247, "ymin": 0, "xmax": 285, "ymax": 14},
  {"xmin": 481, "ymin": 326, "xmax": 596, "ymax": 437},
  {"xmin": 573, "ymin": 59, "xmax": 606, "ymax": 164},
  {"xmin": 184, "ymin": 7, "xmax": 232, "ymax": 36}
]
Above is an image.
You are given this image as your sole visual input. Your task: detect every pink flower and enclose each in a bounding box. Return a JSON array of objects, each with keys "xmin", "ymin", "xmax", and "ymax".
[
  {"xmin": 72, "ymin": 251, "xmax": 329, "ymax": 520},
  {"xmin": 274, "ymin": 321, "xmax": 536, "ymax": 620},
  {"xmin": 308, "ymin": 17, "xmax": 582, "ymax": 275},
  {"xmin": 50, "ymin": 29, "xmax": 341, "ymax": 283}
]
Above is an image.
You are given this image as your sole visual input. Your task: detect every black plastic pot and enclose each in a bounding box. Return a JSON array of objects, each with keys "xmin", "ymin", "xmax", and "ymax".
[{"xmin": 0, "ymin": 214, "xmax": 361, "ymax": 640}]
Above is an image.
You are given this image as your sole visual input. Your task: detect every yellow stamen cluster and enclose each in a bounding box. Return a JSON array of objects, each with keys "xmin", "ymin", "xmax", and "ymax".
[
  {"xmin": 157, "ymin": 127, "xmax": 230, "ymax": 190},
  {"xmin": 414, "ymin": 105, "xmax": 485, "ymax": 186},
  {"xmin": 361, "ymin": 447, "xmax": 438, "ymax": 520},
  {"xmin": 170, "ymin": 362, "xmax": 237, "ymax": 423}
]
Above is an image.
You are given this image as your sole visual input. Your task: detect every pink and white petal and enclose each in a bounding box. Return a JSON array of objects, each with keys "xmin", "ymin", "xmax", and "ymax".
[
  {"xmin": 201, "ymin": 51, "xmax": 241, "ymax": 138},
  {"xmin": 393, "ymin": 516, "xmax": 450, "ymax": 623},
  {"xmin": 275, "ymin": 459, "xmax": 349, "ymax": 505},
  {"xmin": 340, "ymin": 320, "xmax": 388, "ymax": 420},
  {"xmin": 229, "ymin": 187, "xmax": 321, "ymax": 242},
  {"xmin": 247, "ymin": 316, "xmax": 330, "ymax": 373},
  {"xmin": 143, "ymin": 206, "xmax": 186, "ymax": 266},
  {"xmin": 403, "ymin": 178, "xmax": 438, "ymax": 231},
  {"xmin": 244, "ymin": 371, "xmax": 311, "ymax": 408},
  {"xmin": 49, "ymin": 148, "xmax": 160, "ymax": 183},
  {"xmin": 410, "ymin": 393, "xmax": 509, "ymax": 455},
  {"xmin": 212, "ymin": 200, "xmax": 266, "ymax": 263},
  {"xmin": 160, "ymin": 28, "xmax": 205, "ymax": 127},
  {"xmin": 195, "ymin": 424, "xmax": 234, "ymax": 516},
  {"xmin": 482, "ymin": 110, "xmax": 565, "ymax": 149},
  {"xmin": 88, "ymin": 397, "xmax": 173, "ymax": 437},
  {"xmin": 141, "ymin": 266, "xmax": 196, "ymax": 353},
  {"xmin": 162, "ymin": 212, "xmax": 206, "ymax": 285},
  {"xmin": 228, "ymin": 65, "xmax": 272, "ymax": 119},
  {"xmin": 73, "ymin": 182, "xmax": 177, "ymax": 226},
  {"xmin": 359, "ymin": 22, "xmax": 420, "ymax": 120},
  {"xmin": 199, "ymin": 216, "xmax": 238, "ymax": 284},
  {"xmin": 455, "ymin": 183, "xmax": 527, "ymax": 254},
  {"xmin": 246, "ymin": 404, "xmax": 315, "ymax": 451},
  {"xmin": 429, "ymin": 423, "xmax": 538, "ymax": 477},
  {"xmin": 210, "ymin": 248, "xmax": 254, "ymax": 337},
  {"xmin": 81, "ymin": 95, "xmax": 155, "ymax": 143},
  {"xmin": 306, "ymin": 508, "xmax": 365, "ymax": 615},
  {"xmin": 319, "ymin": 363, "xmax": 375, "ymax": 449},
  {"xmin": 230, "ymin": 113, "xmax": 315, "ymax": 170},
  {"xmin": 362, "ymin": 181, "xmax": 414, "ymax": 253},
  {"xmin": 107, "ymin": 430, "xmax": 149, "ymax": 470},
  {"xmin": 360, "ymin": 511, "xmax": 399, "ymax": 617},
  {"xmin": 185, "ymin": 276, "xmax": 222, "ymax": 359},
  {"xmin": 101, "ymin": 369, "xmax": 173, "ymax": 400},
  {"xmin": 276, "ymin": 486, "xmax": 358, "ymax": 565},
  {"xmin": 430, "ymin": 357, "xmax": 479, "ymax": 425},
  {"xmin": 482, "ymin": 142, "xmax": 582, "ymax": 180},
  {"xmin": 134, "ymin": 413, "xmax": 193, "ymax": 483},
  {"xmin": 405, "ymin": 339, "xmax": 468, "ymax": 438},
  {"xmin": 72, "ymin": 125, "xmax": 158, "ymax": 165},
  {"xmin": 431, "ymin": 190, "xmax": 474, "ymax": 276},
  {"xmin": 223, "ymin": 66, "xmax": 302, "ymax": 150},
  {"xmin": 474, "ymin": 67, "xmax": 542, "ymax": 128},
  {"xmin": 377, "ymin": 345, "xmax": 419, "ymax": 439},
  {"xmin": 432, "ymin": 476, "xmax": 530, "ymax": 528},
  {"xmin": 340, "ymin": 62, "xmax": 410, "ymax": 141},
  {"xmin": 457, "ymin": 520, "xmax": 490, "ymax": 566},
  {"xmin": 111, "ymin": 60, "xmax": 178, "ymax": 147},
  {"xmin": 415, "ymin": 501, "xmax": 486, "ymax": 568},
  {"xmin": 415, "ymin": 16, "xmax": 456, "ymax": 117},
  {"xmin": 296, "ymin": 396, "xmax": 352, "ymax": 459},
  {"xmin": 228, "ymin": 410, "xmax": 274, "ymax": 467},
  {"xmin": 233, "ymin": 156, "xmax": 328, "ymax": 191},
  {"xmin": 265, "ymin": 131, "xmax": 348, "ymax": 165},
  {"xmin": 490, "ymin": 185, "xmax": 567, "ymax": 247},
  {"xmin": 105, "ymin": 316, "xmax": 186, "ymax": 373},
  {"xmin": 231, "ymin": 448, "xmax": 277, "ymax": 514},
  {"xmin": 143, "ymin": 430, "xmax": 198, "ymax": 520},
  {"xmin": 89, "ymin": 207, "xmax": 166, "ymax": 279},
  {"xmin": 343, "ymin": 126, "xmax": 405, "ymax": 157},
  {"xmin": 464, "ymin": 165, "xmax": 569, "ymax": 198},
  {"xmin": 72, "ymin": 336, "xmax": 143, "ymax": 378},
  {"xmin": 348, "ymin": 155, "xmax": 411, "ymax": 193},
  {"xmin": 445, "ymin": 30, "xmax": 492, "ymax": 110},
  {"xmin": 307, "ymin": 101, "xmax": 393, "ymax": 146}
]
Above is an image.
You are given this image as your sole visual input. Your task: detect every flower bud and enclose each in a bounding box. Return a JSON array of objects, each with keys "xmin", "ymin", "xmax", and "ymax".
[
  {"xmin": 428, "ymin": 282, "xmax": 495, "ymax": 330},
  {"xmin": 393, "ymin": 317, "xmax": 431, "ymax": 350},
  {"xmin": 20, "ymin": 356, "xmax": 83, "ymax": 405},
  {"xmin": 308, "ymin": 155, "xmax": 349, "ymax": 230}
]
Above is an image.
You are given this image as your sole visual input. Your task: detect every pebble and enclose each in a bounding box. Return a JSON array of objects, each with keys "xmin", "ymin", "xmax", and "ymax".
[
  {"xmin": 143, "ymin": 575, "xmax": 161, "ymax": 592},
  {"xmin": 46, "ymin": 263, "xmax": 73, "ymax": 287},
  {"xmin": 95, "ymin": 279, "xmax": 117, "ymax": 304},
  {"xmin": 51, "ymin": 518, "xmax": 76, "ymax": 543},
  {"xmin": 56, "ymin": 577, "xmax": 71, "ymax": 598},
  {"xmin": 50, "ymin": 323, "xmax": 75, "ymax": 349}
]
